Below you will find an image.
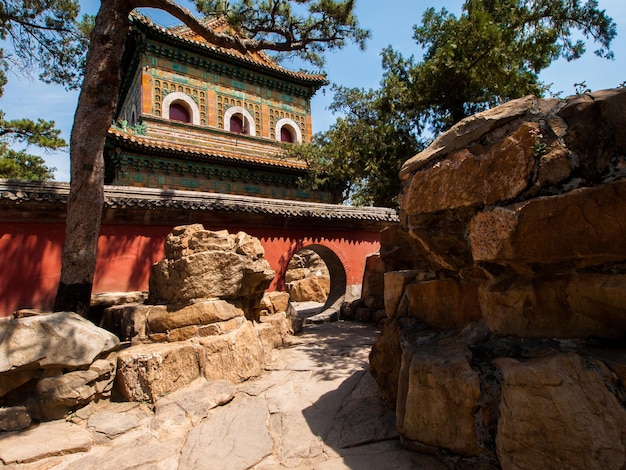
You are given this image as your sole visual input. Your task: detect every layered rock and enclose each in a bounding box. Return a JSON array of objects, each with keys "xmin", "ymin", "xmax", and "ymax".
[
  {"xmin": 149, "ymin": 225, "xmax": 274, "ymax": 320},
  {"xmin": 371, "ymin": 89, "xmax": 626, "ymax": 468},
  {"xmin": 285, "ymin": 249, "xmax": 331, "ymax": 302},
  {"xmin": 107, "ymin": 225, "xmax": 296, "ymax": 402},
  {"xmin": 0, "ymin": 312, "xmax": 119, "ymax": 426}
]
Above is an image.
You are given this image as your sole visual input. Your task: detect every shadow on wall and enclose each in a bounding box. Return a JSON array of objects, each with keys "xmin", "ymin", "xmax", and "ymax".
[{"xmin": 0, "ymin": 224, "xmax": 65, "ymax": 317}]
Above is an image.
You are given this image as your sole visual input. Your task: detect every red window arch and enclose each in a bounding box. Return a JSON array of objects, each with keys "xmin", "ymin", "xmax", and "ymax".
[
  {"xmin": 230, "ymin": 114, "xmax": 248, "ymax": 134},
  {"xmin": 169, "ymin": 102, "xmax": 190, "ymax": 123},
  {"xmin": 280, "ymin": 126, "xmax": 294, "ymax": 143}
]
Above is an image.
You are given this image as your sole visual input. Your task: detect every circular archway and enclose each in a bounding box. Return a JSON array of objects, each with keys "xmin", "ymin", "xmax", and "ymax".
[{"xmin": 283, "ymin": 243, "xmax": 347, "ymax": 312}]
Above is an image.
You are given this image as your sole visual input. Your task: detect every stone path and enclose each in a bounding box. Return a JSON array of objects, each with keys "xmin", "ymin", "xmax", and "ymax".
[{"xmin": 0, "ymin": 322, "xmax": 445, "ymax": 470}]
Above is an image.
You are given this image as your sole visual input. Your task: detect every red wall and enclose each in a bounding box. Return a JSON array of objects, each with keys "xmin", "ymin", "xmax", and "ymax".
[{"xmin": 0, "ymin": 222, "xmax": 380, "ymax": 318}]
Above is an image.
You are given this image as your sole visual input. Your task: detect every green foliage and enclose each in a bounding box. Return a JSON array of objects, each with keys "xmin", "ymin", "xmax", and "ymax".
[
  {"xmin": 0, "ymin": 112, "xmax": 66, "ymax": 149},
  {"xmin": 286, "ymin": 85, "xmax": 422, "ymax": 207},
  {"xmin": 381, "ymin": 0, "xmax": 617, "ymax": 135},
  {"xmin": 0, "ymin": 0, "xmax": 88, "ymax": 180},
  {"xmin": 295, "ymin": 0, "xmax": 616, "ymax": 207},
  {"xmin": 0, "ymin": 111, "xmax": 65, "ymax": 180},
  {"xmin": 0, "ymin": 0, "xmax": 92, "ymax": 92},
  {"xmin": 0, "ymin": 143, "xmax": 56, "ymax": 180},
  {"xmin": 193, "ymin": 0, "xmax": 369, "ymax": 67}
]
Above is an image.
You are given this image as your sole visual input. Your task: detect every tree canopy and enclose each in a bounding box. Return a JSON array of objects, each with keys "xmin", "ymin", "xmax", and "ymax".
[
  {"xmin": 287, "ymin": 85, "xmax": 421, "ymax": 206},
  {"xmin": 0, "ymin": 0, "xmax": 92, "ymax": 180},
  {"xmin": 292, "ymin": 0, "xmax": 617, "ymax": 206}
]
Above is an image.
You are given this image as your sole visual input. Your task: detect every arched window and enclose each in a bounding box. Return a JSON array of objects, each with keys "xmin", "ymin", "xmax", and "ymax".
[
  {"xmin": 169, "ymin": 102, "xmax": 191, "ymax": 123},
  {"xmin": 230, "ymin": 114, "xmax": 247, "ymax": 134},
  {"xmin": 280, "ymin": 126, "xmax": 294, "ymax": 143},
  {"xmin": 275, "ymin": 118, "xmax": 302, "ymax": 144},
  {"xmin": 161, "ymin": 92, "xmax": 201, "ymax": 125},
  {"xmin": 224, "ymin": 106, "xmax": 256, "ymax": 136}
]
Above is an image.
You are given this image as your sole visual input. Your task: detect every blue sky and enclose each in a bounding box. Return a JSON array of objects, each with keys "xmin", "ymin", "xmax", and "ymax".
[{"xmin": 2, "ymin": 0, "xmax": 624, "ymax": 181}]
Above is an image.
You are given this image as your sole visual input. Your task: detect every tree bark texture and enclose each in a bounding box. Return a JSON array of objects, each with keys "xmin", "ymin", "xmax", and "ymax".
[{"xmin": 54, "ymin": 0, "xmax": 132, "ymax": 316}]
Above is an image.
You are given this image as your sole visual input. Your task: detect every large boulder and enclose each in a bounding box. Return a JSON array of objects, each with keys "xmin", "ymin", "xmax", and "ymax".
[
  {"xmin": 0, "ymin": 312, "xmax": 119, "ymax": 372},
  {"xmin": 149, "ymin": 225, "xmax": 274, "ymax": 312},
  {"xmin": 371, "ymin": 88, "xmax": 626, "ymax": 468},
  {"xmin": 0, "ymin": 312, "xmax": 120, "ymax": 424},
  {"xmin": 115, "ymin": 341, "xmax": 201, "ymax": 403}
]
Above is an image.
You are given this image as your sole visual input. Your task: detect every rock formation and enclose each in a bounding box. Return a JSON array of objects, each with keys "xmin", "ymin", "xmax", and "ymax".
[
  {"xmin": 285, "ymin": 249, "xmax": 331, "ymax": 303},
  {"xmin": 0, "ymin": 312, "xmax": 119, "ymax": 428},
  {"xmin": 370, "ymin": 89, "xmax": 626, "ymax": 468},
  {"xmin": 105, "ymin": 225, "xmax": 297, "ymax": 403}
]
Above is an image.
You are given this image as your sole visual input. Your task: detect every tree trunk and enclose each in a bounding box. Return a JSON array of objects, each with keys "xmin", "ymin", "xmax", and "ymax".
[{"xmin": 54, "ymin": 0, "xmax": 132, "ymax": 316}]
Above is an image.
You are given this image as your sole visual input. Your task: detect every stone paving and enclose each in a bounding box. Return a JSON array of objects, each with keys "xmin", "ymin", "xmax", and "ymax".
[{"xmin": 0, "ymin": 321, "xmax": 445, "ymax": 470}]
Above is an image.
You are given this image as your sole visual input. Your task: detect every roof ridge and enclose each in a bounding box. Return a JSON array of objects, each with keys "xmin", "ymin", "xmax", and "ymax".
[{"xmin": 129, "ymin": 11, "xmax": 327, "ymax": 84}]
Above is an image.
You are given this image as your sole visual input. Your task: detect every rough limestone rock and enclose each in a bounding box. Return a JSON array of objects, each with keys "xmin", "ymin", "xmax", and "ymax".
[
  {"xmin": 29, "ymin": 354, "xmax": 117, "ymax": 420},
  {"xmin": 370, "ymin": 88, "xmax": 626, "ymax": 468},
  {"xmin": 397, "ymin": 339, "xmax": 482, "ymax": 457},
  {"xmin": 287, "ymin": 276, "xmax": 331, "ymax": 303},
  {"xmin": 195, "ymin": 320, "xmax": 263, "ymax": 383},
  {"xmin": 0, "ymin": 406, "xmax": 31, "ymax": 432},
  {"xmin": 146, "ymin": 299, "xmax": 244, "ymax": 333},
  {"xmin": 0, "ymin": 312, "xmax": 120, "ymax": 423},
  {"xmin": 495, "ymin": 353, "xmax": 626, "ymax": 469},
  {"xmin": 149, "ymin": 225, "xmax": 274, "ymax": 308},
  {"xmin": 0, "ymin": 312, "xmax": 119, "ymax": 372},
  {"xmin": 116, "ymin": 341, "xmax": 201, "ymax": 403},
  {"xmin": 285, "ymin": 249, "xmax": 331, "ymax": 302},
  {"xmin": 103, "ymin": 226, "xmax": 296, "ymax": 403}
]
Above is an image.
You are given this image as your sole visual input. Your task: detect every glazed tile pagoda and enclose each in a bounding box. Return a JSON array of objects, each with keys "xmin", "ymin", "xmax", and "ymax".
[{"xmin": 105, "ymin": 13, "xmax": 332, "ymax": 203}]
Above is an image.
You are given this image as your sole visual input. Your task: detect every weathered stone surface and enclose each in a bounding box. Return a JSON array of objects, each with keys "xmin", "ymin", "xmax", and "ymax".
[
  {"xmin": 0, "ymin": 406, "xmax": 31, "ymax": 432},
  {"xmin": 469, "ymin": 180, "xmax": 626, "ymax": 267},
  {"xmin": 255, "ymin": 322, "xmax": 284, "ymax": 365},
  {"xmin": 325, "ymin": 371, "xmax": 398, "ymax": 450},
  {"xmin": 149, "ymin": 225, "xmax": 275, "ymax": 305},
  {"xmin": 0, "ymin": 420, "xmax": 92, "ymax": 464},
  {"xmin": 384, "ymin": 271, "xmax": 421, "ymax": 319},
  {"xmin": 369, "ymin": 318, "xmax": 404, "ymax": 407},
  {"xmin": 288, "ymin": 276, "xmax": 330, "ymax": 302},
  {"xmin": 147, "ymin": 299, "xmax": 244, "ymax": 333},
  {"xmin": 164, "ymin": 224, "xmax": 234, "ymax": 259},
  {"xmin": 0, "ymin": 312, "xmax": 119, "ymax": 372},
  {"xmin": 403, "ymin": 279, "xmax": 482, "ymax": 330},
  {"xmin": 178, "ymin": 396, "xmax": 273, "ymax": 470},
  {"xmin": 115, "ymin": 341, "xmax": 200, "ymax": 402},
  {"xmin": 0, "ymin": 369, "xmax": 37, "ymax": 398},
  {"xmin": 91, "ymin": 291, "xmax": 145, "ymax": 309},
  {"xmin": 401, "ymin": 123, "xmax": 536, "ymax": 215},
  {"xmin": 197, "ymin": 316, "xmax": 245, "ymax": 337},
  {"xmin": 233, "ymin": 230, "xmax": 265, "ymax": 259},
  {"xmin": 397, "ymin": 340, "xmax": 482, "ymax": 457},
  {"xmin": 154, "ymin": 378, "xmax": 235, "ymax": 426},
  {"xmin": 495, "ymin": 353, "xmax": 626, "ymax": 469},
  {"xmin": 400, "ymin": 95, "xmax": 539, "ymax": 176},
  {"xmin": 150, "ymin": 250, "xmax": 248, "ymax": 301},
  {"xmin": 285, "ymin": 267, "xmax": 308, "ymax": 282},
  {"xmin": 87, "ymin": 409, "xmax": 141, "ymax": 438},
  {"xmin": 30, "ymin": 354, "xmax": 117, "ymax": 420},
  {"xmin": 100, "ymin": 303, "xmax": 150, "ymax": 342},
  {"xmin": 559, "ymin": 88, "xmax": 626, "ymax": 177},
  {"xmin": 195, "ymin": 320, "xmax": 263, "ymax": 383},
  {"xmin": 265, "ymin": 291, "xmax": 290, "ymax": 314},
  {"xmin": 480, "ymin": 273, "xmax": 626, "ymax": 338}
]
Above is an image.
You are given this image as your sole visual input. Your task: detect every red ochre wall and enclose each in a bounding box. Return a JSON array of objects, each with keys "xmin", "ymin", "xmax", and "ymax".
[{"xmin": 0, "ymin": 221, "xmax": 380, "ymax": 318}]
